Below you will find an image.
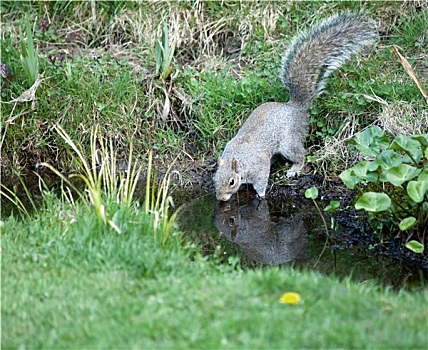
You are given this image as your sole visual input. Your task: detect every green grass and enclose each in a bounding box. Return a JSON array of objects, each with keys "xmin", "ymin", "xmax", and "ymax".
[
  {"xmin": 3, "ymin": 196, "xmax": 428, "ymax": 349},
  {"xmin": 1, "ymin": 2, "xmax": 428, "ymax": 348}
]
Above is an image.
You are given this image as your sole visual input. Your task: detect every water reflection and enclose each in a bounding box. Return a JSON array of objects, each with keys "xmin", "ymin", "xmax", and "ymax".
[
  {"xmin": 177, "ymin": 191, "xmax": 427, "ymax": 289},
  {"xmin": 213, "ymin": 197, "xmax": 307, "ymax": 265}
]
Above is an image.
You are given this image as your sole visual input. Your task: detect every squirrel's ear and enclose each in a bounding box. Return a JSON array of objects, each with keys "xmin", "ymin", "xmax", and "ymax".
[
  {"xmin": 232, "ymin": 158, "xmax": 239, "ymax": 172},
  {"xmin": 217, "ymin": 157, "xmax": 224, "ymax": 167}
]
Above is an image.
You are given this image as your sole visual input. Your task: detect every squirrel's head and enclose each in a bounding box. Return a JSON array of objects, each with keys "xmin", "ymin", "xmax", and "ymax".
[{"xmin": 214, "ymin": 157, "xmax": 241, "ymax": 201}]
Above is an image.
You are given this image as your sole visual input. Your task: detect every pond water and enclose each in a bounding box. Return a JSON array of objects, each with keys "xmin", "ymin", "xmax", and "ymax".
[
  {"xmin": 2, "ymin": 173, "xmax": 427, "ymax": 289},
  {"xmin": 177, "ymin": 190, "xmax": 427, "ymax": 290}
]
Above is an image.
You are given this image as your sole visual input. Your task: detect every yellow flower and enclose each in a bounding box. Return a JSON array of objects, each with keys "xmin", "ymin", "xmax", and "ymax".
[{"xmin": 279, "ymin": 292, "xmax": 301, "ymax": 305}]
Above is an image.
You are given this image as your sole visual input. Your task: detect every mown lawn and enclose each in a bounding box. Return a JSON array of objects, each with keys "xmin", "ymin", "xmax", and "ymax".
[{"xmin": 2, "ymin": 200, "xmax": 428, "ymax": 349}]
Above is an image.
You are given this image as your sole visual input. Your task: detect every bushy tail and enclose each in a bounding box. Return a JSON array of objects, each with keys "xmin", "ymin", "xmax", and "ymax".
[{"xmin": 280, "ymin": 13, "xmax": 378, "ymax": 107}]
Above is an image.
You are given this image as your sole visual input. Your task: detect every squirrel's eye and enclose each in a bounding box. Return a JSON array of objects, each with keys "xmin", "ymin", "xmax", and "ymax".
[
  {"xmin": 229, "ymin": 216, "xmax": 235, "ymax": 226},
  {"xmin": 229, "ymin": 178, "xmax": 235, "ymax": 187}
]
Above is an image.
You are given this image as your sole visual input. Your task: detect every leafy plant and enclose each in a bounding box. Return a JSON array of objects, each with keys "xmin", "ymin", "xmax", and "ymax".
[{"xmin": 340, "ymin": 126, "xmax": 428, "ymax": 253}]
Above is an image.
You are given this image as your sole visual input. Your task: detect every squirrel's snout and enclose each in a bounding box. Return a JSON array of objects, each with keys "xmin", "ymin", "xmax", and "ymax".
[{"xmin": 216, "ymin": 192, "xmax": 232, "ymax": 202}]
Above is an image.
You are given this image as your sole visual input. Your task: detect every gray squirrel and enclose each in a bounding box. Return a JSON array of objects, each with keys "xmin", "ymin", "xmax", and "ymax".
[{"xmin": 214, "ymin": 13, "xmax": 378, "ymax": 201}]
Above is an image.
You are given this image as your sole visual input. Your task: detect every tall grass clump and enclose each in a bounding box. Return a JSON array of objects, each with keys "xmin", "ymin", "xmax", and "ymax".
[
  {"xmin": 34, "ymin": 124, "xmax": 179, "ymax": 244},
  {"xmin": 19, "ymin": 15, "xmax": 39, "ymax": 87}
]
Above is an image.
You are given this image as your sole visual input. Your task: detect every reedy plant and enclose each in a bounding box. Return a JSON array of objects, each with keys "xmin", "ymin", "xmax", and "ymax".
[
  {"xmin": 2, "ymin": 123, "xmax": 180, "ymax": 248},
  {"xmin": 155, "ymin": 20, "xmax": 175, "ymax": 81},
  {"xmin": 19, "ymin": 16, "xmax": 39, "ymax": 87},
  {"xmin": 38, "ymin": 124, "xmax": 179, "ymax": 242},
  {"xmin": 144, "ymin": 149, "xmax": 180, "ymax": 247},
  {"xmin": 0, "ymin": 177, "xmax": 37, "ymax": 219},
  {"xmin": 40, "ymin": 125, "xmax": 144, "ymax": 233},
  {"xmin": 41, "ymin": 125, "xmax": 106, "ymax": 227},
  {"xmin": 98, "ymin": 135, "xmax": 143, "ymax": 208}
]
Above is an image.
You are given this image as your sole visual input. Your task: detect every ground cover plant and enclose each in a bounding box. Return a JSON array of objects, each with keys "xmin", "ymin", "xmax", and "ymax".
[
  {"xmin": 340, "ymin": 127, "xmax": 428, "ymax": 250},
  {"xmin": 1, "ymin": 1, "xmax": 428, "ymax": 348}
]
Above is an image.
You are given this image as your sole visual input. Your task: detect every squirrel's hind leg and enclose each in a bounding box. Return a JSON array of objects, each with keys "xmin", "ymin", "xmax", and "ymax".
[
  {"xmin": 279, "ymin": 143, "xmax": 305, "ymax": 178},
  {"xmin": 286, "ymin": 161, "xmax": 305, "ymax": 177}
]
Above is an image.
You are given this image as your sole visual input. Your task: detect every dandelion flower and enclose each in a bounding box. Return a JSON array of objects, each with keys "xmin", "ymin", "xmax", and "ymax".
[{"xmin": 279, "ymin": 292, "xmax": 301, "ymax": 305}]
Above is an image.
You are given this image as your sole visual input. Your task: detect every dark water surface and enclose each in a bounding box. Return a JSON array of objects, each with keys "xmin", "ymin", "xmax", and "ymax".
[
  {"xmin": 177, "ymin": 191, "xmax": 427, "ymax": 290},
  {"xmin": 2, "ymin": 173, "xmax": 427, "ymax": 289}
]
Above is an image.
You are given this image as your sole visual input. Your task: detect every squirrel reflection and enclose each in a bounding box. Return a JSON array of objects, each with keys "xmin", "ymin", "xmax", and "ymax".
[{"xmin": 213, "ymin": 196, "xmax": 307, "ymax": 265}]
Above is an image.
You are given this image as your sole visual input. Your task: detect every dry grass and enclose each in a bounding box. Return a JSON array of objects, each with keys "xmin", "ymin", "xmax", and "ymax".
[
  {"xmin": 310, "ymin": 113, "xmax": 363, "ymax": 176},
  {"xmin": 104, "ymin": 1, "xmax": 285, "ymax": 70},
  {"xmin": 378, "ymin": 100, "xmax": 428, "ymax": 136}
]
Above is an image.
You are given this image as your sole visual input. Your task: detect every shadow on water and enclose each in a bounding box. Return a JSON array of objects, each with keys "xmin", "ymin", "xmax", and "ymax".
[{"xmin": 177, "ymin": 190, "xmax": 428, "ymax": 290}]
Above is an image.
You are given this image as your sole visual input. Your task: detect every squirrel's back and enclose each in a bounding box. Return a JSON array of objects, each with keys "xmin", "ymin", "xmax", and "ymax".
[
  {"xmin": 280, "ymin": 13, "xmax": 378, "ymax": 107},
  {"xmin": 214, "ymin": 13, "xmax": 378, "ymax": 201}
]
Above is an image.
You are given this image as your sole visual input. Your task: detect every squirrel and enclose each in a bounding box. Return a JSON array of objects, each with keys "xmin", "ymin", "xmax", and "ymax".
[{"xmin": 214, "ymin": 13, "xmax": 378, "ymax": 201}]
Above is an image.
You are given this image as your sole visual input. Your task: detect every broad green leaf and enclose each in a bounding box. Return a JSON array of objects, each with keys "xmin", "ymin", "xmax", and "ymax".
[
  {"xmin": 390, "ymin": 135, "xmax": 421, "ymax": 152},
  {"xmin": 324, "ymin": 200, "xmax": 340, "ymax": 212},
  {"xmin": 305, "ymin": 186, "xmax": 318, "ymax": 200},
  {"xmin": 351, "ymin": 161, "xmax": 378, "ymax": 182},
  {"xmin": 407, "ymin": 180, "xmax": 428, "ymax": 203},
  {"xmin": 384, "ymin": 164, "xmax": 420, "ymax": 186},
  {"xmin": 339, "ymin": 168, "xmax": 361, "ymax": 189},
  {"xmin": 418, "ymin": 168, "xmax": 428, "ymax": 181},
  {"xmin": 355, "ymin": 192, "xmax": 391, "ymax": 212},
  {"xmin": 405, "ymin": 240, "xmax": 424, "ymax": 254},
  {"xmin": 375, "ymin": 150, "xmax": 403, "ymax": 169},
  {"xmin": 411, "ymin": 134, "xmax": 428, "ymax": 147},
  {"xmin": 349, "ymin": 126, "xmax": 390, "ymax": 156},
  {"xmin": 399, "ymin": 217, "xmax": 417, "ymax": 230},
  {"xmin": 390, "ymin": 136, "xmax": 422, "ymax": 164}
]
